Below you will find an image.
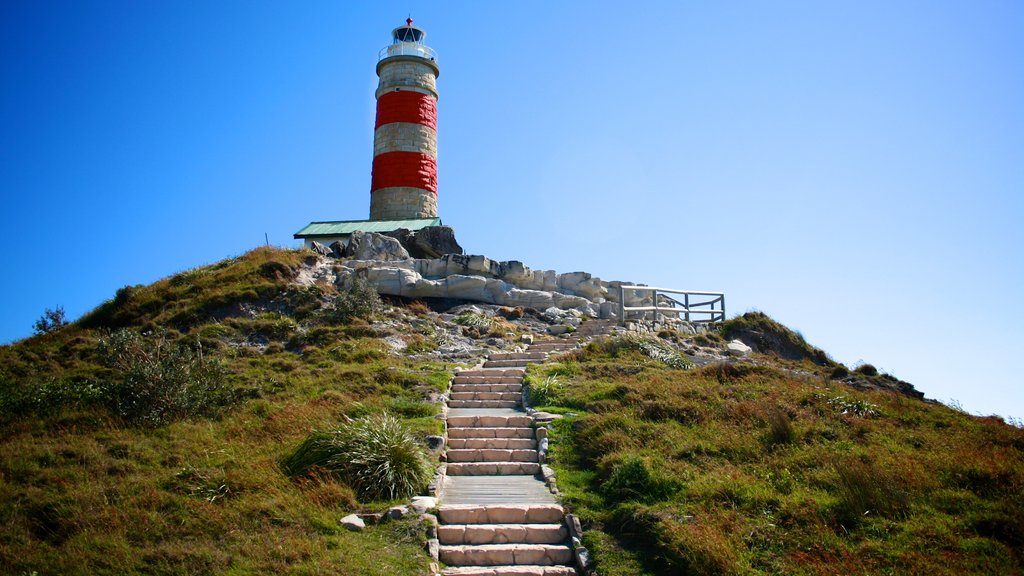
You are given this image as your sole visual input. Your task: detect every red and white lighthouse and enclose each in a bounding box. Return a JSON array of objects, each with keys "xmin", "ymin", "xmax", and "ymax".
[{"xmin": 370, "ymin": 19, "xmax": 440, "ymax": 221}]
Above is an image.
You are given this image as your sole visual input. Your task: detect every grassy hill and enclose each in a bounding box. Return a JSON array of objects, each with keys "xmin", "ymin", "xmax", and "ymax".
[{"xmin": 1, "ymin": 247, "xmax": 1021, "ymax": 575}]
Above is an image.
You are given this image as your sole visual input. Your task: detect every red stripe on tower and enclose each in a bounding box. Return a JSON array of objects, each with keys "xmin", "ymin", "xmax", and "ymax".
[
  {"xmin": 374, "ymin": 91, "xmax": 437, "ymax": 130},
  {"xmin": 371, "ymin": 152, "xmax": 437, "ymax": 193}
]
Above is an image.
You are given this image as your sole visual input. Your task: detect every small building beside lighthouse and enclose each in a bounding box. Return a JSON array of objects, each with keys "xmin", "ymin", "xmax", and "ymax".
[{"xmin": 295, "ymin": 19, "xmax": 447, "ymax": 249}]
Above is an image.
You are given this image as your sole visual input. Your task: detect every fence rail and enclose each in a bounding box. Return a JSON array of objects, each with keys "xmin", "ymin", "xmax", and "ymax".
[{"xmin": 618, "ymin": 285, "xmax": 725, "ymax": 324}]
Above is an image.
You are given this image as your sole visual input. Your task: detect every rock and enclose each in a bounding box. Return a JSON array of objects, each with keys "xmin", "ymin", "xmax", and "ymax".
[
  {"xmin": 387, "ymin": 505, "xmax": 410, "ymax": 520},
  {"xmin": 310, "ymin": 241, "xmax": 331, "ymax": 256},
  {"xmin": 727, "ymin": 339, "xmax": 753, "ymax": 356},
  {"xmin": 426, "ymin": 538, "xmax": 440, "ymax": 560},
  {"xmin": 340, "ymin": 514, "xmax": 365, "ymax": 531},
  {"xmin": 420, "ymin": 513, "xmax": 439, "ymax": 538},
  {"xmin": 575, "ymin": 546, "xmax": 592, "ymax": 571},
  {"xmin": 413, "ymin": 226, "xmax": 463, "ymax": 258},
  {"xmin": 386, "ymin": 226, "xmax": 463, "ymax": 259},
  {"xmin": 328, "ymin": 240, "xmax": 346, "ymax": 258},
  {"xmin": 357, "ymin": 512, "xmax": 384, "ymax": 525},
  {"xmin": 521, "ymin": 334, "xmax": 534, "ymax": 345},
  {"xmin": 425, "ymin": 435, "xmax": 445, "ymax": 452},
  {"xmin": 547, "ymin": 325, "xmax": 569, "ymax": 336},
  {"xmin": 411, "ymin": 496, "xmax": 438, "ymax": 514},
  {"xmin": 535, "ymin": 427, "xmax": 549, "ymax": 441},
  {"xmin": 565, "ymin": 514, "xmax": 583, "ymax": 541},
  {"xmin": 344, "ymin": 230, "xmax": 410, "ymax": 261}
]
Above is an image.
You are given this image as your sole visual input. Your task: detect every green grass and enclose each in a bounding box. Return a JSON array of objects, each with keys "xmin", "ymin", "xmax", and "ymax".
[
  {"xmin": 0, "ymin": 247, "xmax": 450, "ymax": 575},
  {"xmin": 541, "ymin": 332, "xmax": 1024, "ymax": 575}
]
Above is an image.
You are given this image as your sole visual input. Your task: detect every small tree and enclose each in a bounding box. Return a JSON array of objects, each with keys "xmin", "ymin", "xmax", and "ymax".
[
  {"xmin": 328, "ymin": 276, "xmax": 383, "ymax": 323},
  {"xmin": 33, "ymin": 306, "xmax": 68, "ymax": 334}
]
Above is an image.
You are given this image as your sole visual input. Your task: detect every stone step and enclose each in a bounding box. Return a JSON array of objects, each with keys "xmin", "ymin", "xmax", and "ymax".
[
  {"xmin": 451, "ymin": 391, "xmax": 522, "ymax": 402},
  {"xmin": 447, "ymin": 449, "xmax": 538, "ymax": 463},
  {"xmin": 447, "ymin": 438, "xmax": 536, "ymax": 450},
  {"xmin": 439, "ymin": 544, "xmax": 573, "ymax": 567},
  {"xmin": 526, "ymin": 344, "xmax": 576, "ymax": 352},
  {"xmin": 449, "ymin": 400, "xmax": 520, "ymax": 409},
  {"xmin": 488, "ymin": 352, "xmax": 547, "ymax": 361},
  {"xmin": 454, "ymin": 376, "xmax": 525, "ymax": 385},
  {"xmin": 438, "ymin": 524, "xmax": 568, "ymax": 545},
  {"xmin": 442, "ymin": 565, "xmax": 578, "ymax": 576},
  {"xmin": 447, "ymin": 415, "xmax": 533, "ymax": 428},
  {"xmin": 458, "ymin": 369, "xmax": 526, "ymax": 378},
  {"xmin": 439, "ymin": 504, "xmax": 564, "ymax": 525},
  {"xmin": 448, "ymin": 427, "xmax": 535, "ymax": 439},
  {"xmin": 483, "ymin": 360, "xmax": 539, "ymax": 368},
  {"xmin": 451, "ymin": 383, "xmax": 523, "ymax": 393},
  {"xmin": 446, "ymin": 462, "xmax": 541, "ymax": 476}
]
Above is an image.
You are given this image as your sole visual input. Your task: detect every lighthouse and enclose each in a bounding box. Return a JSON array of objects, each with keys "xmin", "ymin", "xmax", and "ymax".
[
  {"xmin": 369, "ymin": 18, "xmax": 440, "ymax": 220},
  {"xmin": 294, "ymin": 19, "xmax": 453, "ymax": 250}
]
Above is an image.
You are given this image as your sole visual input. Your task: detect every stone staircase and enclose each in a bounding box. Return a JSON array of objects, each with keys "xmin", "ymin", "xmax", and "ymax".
[{"xmin": 436, "ymin": 320, "xmax": 617, "ymax": 575}]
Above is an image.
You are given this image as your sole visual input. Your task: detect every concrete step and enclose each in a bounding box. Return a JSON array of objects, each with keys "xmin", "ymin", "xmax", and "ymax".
[
  {"xmin": 458, "ymin": 369, "xmax": 526, "ymax": 378},
  {"xmin": 526, "ymin": 344, "xmax": 576, "ymax": 352},
  {"xmin": 447, "ymin": 438, "xmax": 536, "ymax": 450},
  {"xmin": 488, "ymin": 352, "xmax": 547, "ymax": 361},
  {"xmin": 452, "ymin": 383, "xmax": 524, "ymax": 393},
  {"xmin": 446, "ymin": 462, "xmax": 541, "ymax": 476},
  {"xmin": 442, "ymin": 565, "xmax": 577, "ymax": 576},
  {"xmin": 439, "ymin": 544, "xmax": 573, "ymax": 567},
  {"xmin": 483, "ymin": 360, "xmax": 540, "ymax": 368},
  {"xmin": 447, "ymin": 449, "xmax": 538, "ymax": 463},
  {"xmin": 438, "ymin": 523, "xmax": 568, "ymax": 545},
  {"xmin": 451, "ymin": 391, "xmax": 522, "ymax": 402},
  {"xmin": 448, "ymin": 427, "xmax": 535, "ymax": 439},
  {"xmin": 448, "ymin": 414, "xmax": 533, "ymax": 428},
  {"xmin": 449, "ymin": 400, "xmax": 520, "ymax": 409},
  {"xmin": 439, "ymin": 504, "xmax": 564, "ymax": 525}
]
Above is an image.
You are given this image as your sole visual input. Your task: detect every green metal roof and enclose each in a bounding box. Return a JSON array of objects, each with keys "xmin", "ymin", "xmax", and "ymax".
[{"xmin": 294, "ymin": 218, "xmax": 442, "ymax": 238}]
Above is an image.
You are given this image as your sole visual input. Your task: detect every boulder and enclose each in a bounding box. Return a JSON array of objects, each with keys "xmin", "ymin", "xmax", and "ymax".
[
  {"xmin": 727, "ymin": 339, "xmax": 753, "ymax": 356},
  {"xmin": 344, "ymin": 230, "xmax": 410, "ymax": 261},
  {"xmin": 340, "ymin": 514, "xmax": 365, "ymax": 532},
  {"xmin": 425, "ymin": 435, "xmax": 445, "ymax": 452},
  {"xmin": 387, "ymin": 505, "xmax": 410, "ymax": 520},
  {"xmin": 385, "ymin": 226, "xmax": 463, "ymax": 259},
  {"xmin": 328, "ymin": 240, "xmax": 346, "ymax": 258},
  {"xmin": 309, "ymin": 241, "xmax": 331, "ymax": 256},
  {"xmin": 411, "ymin": 496, "xmax": 438, "ymax": 514}
]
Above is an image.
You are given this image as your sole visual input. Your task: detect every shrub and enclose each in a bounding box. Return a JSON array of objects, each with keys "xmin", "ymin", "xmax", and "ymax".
[
  {"xmin": 855, "ymin": 363, "xmax": 879, "ymax": 376},
  {"xmin": 602, "ymin": 455, "xmax": 681, "ymax": 504},
  {"xmin": 283, "ymin": 413, "xmax": 432, "ymax": 500},
  {"xmin": 33, "ymin": 306, "xmax": 68, "ymax": 334},
  {"xmin": 97, "ymin": 329, "xmax": 234, "ymax": 427},
  {"xmin": 328, "ymin": 277, "xmax": 383, "ymax": 323}
]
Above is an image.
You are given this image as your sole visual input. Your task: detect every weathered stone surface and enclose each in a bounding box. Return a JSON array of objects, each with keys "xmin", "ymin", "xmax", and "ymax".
[
  {"xmin": 327, "ymin": 240, "xmax": 346, "ymax": 258},
  {"xmin": 427, "ymin": 435, "xmax": 446, "ymax": 452},
  {"xmin": 344, "ymin": 230, "xmax": 411, "ymax": 261},
  {"xmin": 427, "ymin": 537, "xmax": 440, "ymax": 560},
  {"xmin": 340, "ymin": 514, "xmax": 365, "ymax": 531},
  {"xmin": 727, "ymin": 339, "xmax": 753, "ymax": 356},
  {"xmin": 412, "ymin": 496, "xmax": 439, "ymax": 513},
  {"xmin": 388, "ymin": 505, "xmax": 411, "ymax": 520},
  {"xmin": 310, "ymin": 241, "xmax": 331, "ymax": 256}
]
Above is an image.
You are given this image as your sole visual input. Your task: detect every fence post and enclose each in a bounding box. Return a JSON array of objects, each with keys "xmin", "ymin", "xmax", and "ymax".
[{"xmin": 619, "ymin": 285, "xmax": 625, "ymax": 326}]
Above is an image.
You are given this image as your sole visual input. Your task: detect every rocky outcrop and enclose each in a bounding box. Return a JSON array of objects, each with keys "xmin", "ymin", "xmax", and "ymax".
[
  {"xmin": 385, "ymin": 226, "xmax": 464, "ymax": 259},
  {"xmin": 334, "ymin": 253, "xmax": 648, "ymax": 319}
]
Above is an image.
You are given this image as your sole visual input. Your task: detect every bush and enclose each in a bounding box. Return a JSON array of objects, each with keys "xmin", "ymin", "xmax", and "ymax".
[
  {"xmin": 855, "ymin": 363, "xmax": 879, "ymax": 376},
  {"xmin": 283, "ymin": 413, "xmax": 432, "ymax": 500},
  {"xmin": 97, "ymin": 329, "xmax": 234, "ymax": 427},
  {"xmin": 602, "ymin": 455, "xmax": 681, "ymax": 504},
  {"xmin": 33, "ymin": 306, "xmax": 68, "ymax": 334},
  {"xmin": 328, "ymin": 277, "xmax": 383, "ymax": 323}
]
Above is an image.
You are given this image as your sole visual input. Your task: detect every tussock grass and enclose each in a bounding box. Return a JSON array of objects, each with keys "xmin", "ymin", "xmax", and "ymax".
[
  {"xmin": 0, "ymin": 247, "xmax": 449, "ymax": 575},
  {"xmin": 540, "ymin": 329, "xmax": 1024, "ymax": 575}
]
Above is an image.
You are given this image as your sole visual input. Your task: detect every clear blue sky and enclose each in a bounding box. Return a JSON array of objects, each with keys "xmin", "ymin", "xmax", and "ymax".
[{"xmin": 2, "ymin": 2, "xmax": 1022, "ymax": 419}]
